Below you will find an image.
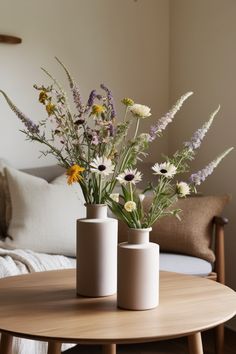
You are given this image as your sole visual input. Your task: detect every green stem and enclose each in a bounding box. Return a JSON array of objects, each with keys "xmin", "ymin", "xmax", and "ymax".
[
  {"xmin": 83, "ymin": 125, "xmax": 91, "ymax": 163},
  {"xmin": 133, "ymin": 118, "xmax": 140, "ymax": 140},
  {"xmin": 29, "ymin": 133, "xmax": 69, "ymax": 167},
  {"xmin": 130, "ymin": 182, "xmax": 133, "ymax": 201},
  {"xmin": 99, "ymin": 174, "xmax": 102, "ymax": 204},
  {"xmin": 176, "ymin": 150, "xmax": 189, "ymax": 170},
  {"xmin": 123, "ymin": 107, "xmax": 128, "ymax": 122},
  {"xmin": 53, "ymin": 110, "xmax": 78, "ymax": 163},
  {"xmin": 107, "ymin": 144, "xmax": 131, "ymax": 194},
  {"xmin": 107, "ymin": 119, "xmax": 141, "ymax": 194},
  {"xmin": 109, "ymin": 118, "xmax": 140, "ymax": 187}
]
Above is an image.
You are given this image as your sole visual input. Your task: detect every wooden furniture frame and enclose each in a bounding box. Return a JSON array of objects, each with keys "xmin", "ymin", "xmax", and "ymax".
[
  {"xmin": 209, "ymin": 216, "xmax": 229, "ymax": 354},
  {"xmin": 0, "ymin": 270, "xmax": 235, "ymax": 354}
]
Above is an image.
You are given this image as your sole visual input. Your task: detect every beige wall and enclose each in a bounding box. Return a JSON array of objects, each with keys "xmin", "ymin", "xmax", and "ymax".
[
  {"xmin": 169, "ymin": 0, "xmax": 236, "ymax": 329},
  {"xmin": 0, "ymin": 0, "xmax": 169, "ymax": 168}
]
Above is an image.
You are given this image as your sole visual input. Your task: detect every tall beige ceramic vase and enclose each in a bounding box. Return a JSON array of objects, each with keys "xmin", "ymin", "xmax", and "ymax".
[
  {"xmin": 77, "ymin": 204, "xmax": 118, "ymax": 297},
  {"xmin": 118, "ymin": 227, "xmax": 159, "ymax": 310}
]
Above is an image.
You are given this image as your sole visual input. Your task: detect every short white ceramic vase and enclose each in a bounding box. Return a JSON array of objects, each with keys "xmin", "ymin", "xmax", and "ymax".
[
  {"xmin": 76, "ymin": 204, "xmax": 118, "ymax": 297},
  {"xmin": 117, "ymin": 227, "xmax": 159, "ymax": 310}
]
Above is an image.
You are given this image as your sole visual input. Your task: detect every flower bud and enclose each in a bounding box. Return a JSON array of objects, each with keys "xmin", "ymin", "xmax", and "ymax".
[
  {"xmin": 121, "ymin": 98, "xmax": 134, "ymax": 107},
  {"xmin": 110, "ymin": 193, "xmax": 119, "ymax": 202},
  {"xmin": 124, "ymin": 201, "xmax": 136, "ymax": 212}
]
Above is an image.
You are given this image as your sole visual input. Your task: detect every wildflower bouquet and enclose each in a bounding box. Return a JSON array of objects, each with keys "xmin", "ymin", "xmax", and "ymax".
[
  {"xmin": 0, "ymin": 58, "xmax": 233, "ymax": 221},
  {"xmin": 0, "ymin": 58, "xmax": 157, "ymax": 204},
  {"xmin": 108, "ymin": 106, "xmax": 233, "ymax": 229}
]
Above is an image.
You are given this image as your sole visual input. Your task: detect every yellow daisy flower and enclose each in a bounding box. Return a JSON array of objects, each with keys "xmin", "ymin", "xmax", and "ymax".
[
  {"xmin": 39, "ymin": 91, "xmax": 48, "ymax": 104},
  {"xmin": 46, "ymin": 102, "xmax": 56, "ymax": 116},
  {"xmin": 92, "ymin": 104, "xmax": 105, "ymax": 116},
  {"xmin": 66, "ymin": 164, "xmax": 85, "ymax": 185}
]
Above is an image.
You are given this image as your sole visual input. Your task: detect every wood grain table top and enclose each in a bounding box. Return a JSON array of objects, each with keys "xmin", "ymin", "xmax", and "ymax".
[{"xmin": 0, "ymin": 269, "xmax": 235, "ymax": 345}]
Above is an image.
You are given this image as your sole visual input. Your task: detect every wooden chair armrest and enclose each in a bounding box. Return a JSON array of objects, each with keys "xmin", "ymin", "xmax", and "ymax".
[
  {"xmin": 213, "ymin": 216, "xmax": 229, "ymax": 226},
  {"xmin": 214, "ymin": 216, "xmax": 229, "ymax": 285}
]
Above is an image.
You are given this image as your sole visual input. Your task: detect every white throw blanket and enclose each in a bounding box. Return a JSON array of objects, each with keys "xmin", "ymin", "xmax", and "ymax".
[{"xmin": 0, "ymin": 248, "xmax": 76, "ymax": 354}]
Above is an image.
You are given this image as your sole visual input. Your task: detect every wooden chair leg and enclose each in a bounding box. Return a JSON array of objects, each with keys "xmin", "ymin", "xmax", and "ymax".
[
  {"xmin": 215, "ymin": 223, "xmax": 226, "ymax": 285},
  {"xmin": 188, "ymin": 332, "xmax": 204, "ymax": 354},
  {"xmin": 47, "ymin": 340, "xmax": 62, "ymax": 354},
  {"xmin": 102, "ymin": 344, "xmax": 116, "ymax": 354},
  {"xmin": 0, "ymin": 333, "xmax": 13, "ymax": 354},
  {"xmin": 215, "ymin": 324, "xmax": 224, "ymax": 354}
]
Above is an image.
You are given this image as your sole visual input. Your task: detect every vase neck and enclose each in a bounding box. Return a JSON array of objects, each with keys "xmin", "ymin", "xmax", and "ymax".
[
  {"xmin": 85, "ymin": 204, "xmax": 107, "ymax": 219},
  {"xmin": 128, "ymin": 228, "xmax": 152, "ymax": 244}
]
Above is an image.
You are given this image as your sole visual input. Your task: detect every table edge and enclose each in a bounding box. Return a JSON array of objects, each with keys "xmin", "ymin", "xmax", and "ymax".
[{"xmin": 0, "ymin": 311, "xmax": 235, "ymax": 345}]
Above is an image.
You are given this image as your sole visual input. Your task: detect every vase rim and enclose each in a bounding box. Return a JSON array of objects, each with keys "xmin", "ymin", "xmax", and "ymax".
[
  {"xmin": 130, "ymin": 227, "xmax": 152, "ymax": 232},
  {"xmin": 84, "ymin": 203, "xmax": 107, "ymax": 207}
]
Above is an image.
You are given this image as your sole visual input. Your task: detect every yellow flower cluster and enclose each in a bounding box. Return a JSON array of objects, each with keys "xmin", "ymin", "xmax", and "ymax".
[
  {"xmin": 39, "ymin": 91, "xmax": 48, "ymax": 104},
  {"xmin": 92, "ymin": 104, "xmax": 105, "ymax": 116},
  {"xmin": 46, "ymin": 102, "xmax": 56, "ymax": 116},
  {"xmin": 66, "ymin": 164, "xmax": 85, "ymax": 185},
  {"xmin": 38, "ymin": 91, "xmax": 55, "ymax": 116}
]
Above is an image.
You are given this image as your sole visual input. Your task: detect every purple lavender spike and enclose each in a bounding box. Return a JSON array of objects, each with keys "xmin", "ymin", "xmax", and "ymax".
[
  {"xmin": 100, "ymin": 83, "xmax": 116, "ymax": 119},
  {"xmin": 149, "ymin": 92, "xmax": 193, "ymax": 141},
  {"xmin": 100, "ymin": 83, "xmax": 109, "ymax": 92},
  {"xmin": 108, "ymin": 123, "xmax": 115, "ymax": 137},
  {"xmin": 54, "ymin": 57, "xmax": 83, "ymax": 115},
  {"xmin": 0, "ymin": 91, "xmax": 39, "ymax": 134},
  {"xmin": 72, "ymin": 84, "xmax": 83, "ymax": 114},
  {"xmin": 85, "ymin": 90, "xmax": 97, "ymax": 113},
  {"xmin": 189, "ymin": 147, "xmax": 233, "ymax": 185},
  {"xmin": 184, "ymin": 106, "xmax": 220, "ymax": 151}
]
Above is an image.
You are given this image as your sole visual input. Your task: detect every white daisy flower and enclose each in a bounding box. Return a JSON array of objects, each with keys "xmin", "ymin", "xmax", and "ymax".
[
  {"xmin": 124, "ymin": 201, "xmax": 137, "ymax": 212},
  {"xmin": 110, "ymin": 193, "xmax": 119, "ymax": 202},
  {"xmin": 176, "ymin": 182, "xmax": 190, "ymax": 197},
  {"xmin": 129, "ymin": 104, "xmax": 151, "ymax": 119},
  {"xmin": 152, "ymin": 162, "xmax": 177, "ymax": 178},
  {"xmin": 116, "ymin": 168, "xmax": 142, "ymax": 185},
  {"xmin": 90, "ymin": 156, "xmax": 114, "ymax": 176}
]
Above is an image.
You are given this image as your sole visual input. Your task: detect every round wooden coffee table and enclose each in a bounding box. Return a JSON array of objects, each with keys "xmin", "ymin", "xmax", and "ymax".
[{"xmin": 0, "ymin": 270, "xmax": 235, "ymax": 354}]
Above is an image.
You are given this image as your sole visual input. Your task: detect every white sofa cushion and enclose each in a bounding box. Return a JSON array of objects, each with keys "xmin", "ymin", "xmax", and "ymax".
[
  {"xmin": 160, "ymin": 253, "xmax": 212, "ymax": 276},
  {"xmin": 1, "ymin": 167, "xmax": 86, "ymax": 256}
]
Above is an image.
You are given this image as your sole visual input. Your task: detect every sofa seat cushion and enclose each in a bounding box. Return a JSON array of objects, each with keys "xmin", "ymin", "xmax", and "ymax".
[{"xmin": 160, "ymin": 253, "xmax": 212, "ymax": 276}]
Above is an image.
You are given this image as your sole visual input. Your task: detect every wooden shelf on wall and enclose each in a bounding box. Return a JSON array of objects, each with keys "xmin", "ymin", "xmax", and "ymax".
[{"xmin": 0, "ymin": 35, "xmax": 22, "ymax": 44}]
